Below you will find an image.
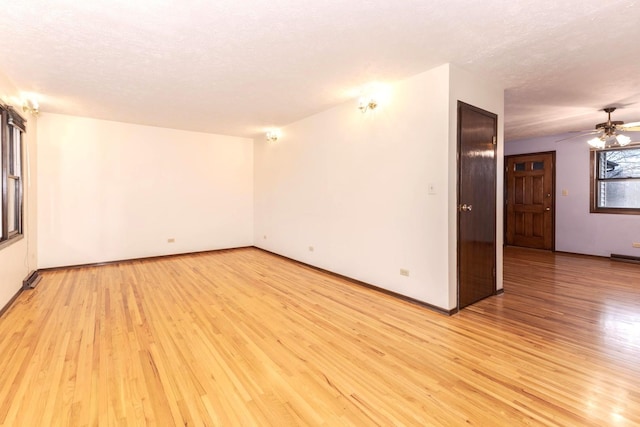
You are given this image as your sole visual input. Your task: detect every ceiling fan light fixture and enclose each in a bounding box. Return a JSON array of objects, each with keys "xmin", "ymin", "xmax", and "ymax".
[
  {"xmin": 577, "ymin": 107, "xmax": 640, "ymax": 149},
  {"xmin": 616, "ymin": 134, "xmax": 631, "ymax": 146},
  {"xmin": 588, "ymin": 136, "xmax": 606, "ymax": 149}
]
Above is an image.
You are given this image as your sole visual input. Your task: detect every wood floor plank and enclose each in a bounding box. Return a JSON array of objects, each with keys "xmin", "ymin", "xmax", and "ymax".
[{"xmin": 0, "ymin": 246, "xmax": 639, "ymax": 425}]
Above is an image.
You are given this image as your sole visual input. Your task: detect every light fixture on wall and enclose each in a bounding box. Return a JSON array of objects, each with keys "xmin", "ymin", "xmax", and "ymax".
[
  {"xmin": 266, "ymin": 129, "xmax": 281, "ymax": 142},
  {"xmin": 22, "ymin": 97, "xmax": 39, "ymax": 116},
  {"xmin": 358, "ymin": 96, "xmax": 378, "ymax": 113},
  {"xmin": 350, "ymin": 82, "xmax": 391, "ymax": 114}
]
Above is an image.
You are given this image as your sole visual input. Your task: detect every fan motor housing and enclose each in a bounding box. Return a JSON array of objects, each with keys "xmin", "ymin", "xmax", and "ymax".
[{"xmin": 596, "ymin": 120, "xmax": 623, "ymax": 130}]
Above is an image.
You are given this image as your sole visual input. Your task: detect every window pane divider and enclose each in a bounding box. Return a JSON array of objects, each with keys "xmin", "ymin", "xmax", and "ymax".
[{"xmin": 597, "ymin": 177, "xmax": 640, "ymax": 182}]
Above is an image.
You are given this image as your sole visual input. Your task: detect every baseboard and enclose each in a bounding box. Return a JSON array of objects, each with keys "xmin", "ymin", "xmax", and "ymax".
[
  {"xmin": 254, "ymin": 247, "xmax": 456, "ymax": 316},
  {"xmin": 0, "ymin": 270, "xmax": 40, "ymax": 318},
  {"xmin": 611, "ymin": 253, "xmax": 640, "ymax": 264},
  {"xmin": 542, "ymin": 249, "xmax": 608, "ymax": 260},
  {"xmin": 38, "ymin": 246, "xmax": 254, "ymax": 272},
  {"xmin": 0, "ymin": 287, "xmax": 23, "ymax": 318}
]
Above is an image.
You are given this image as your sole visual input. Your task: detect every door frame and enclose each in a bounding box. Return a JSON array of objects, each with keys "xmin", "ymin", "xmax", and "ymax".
[
  {"xmin": 456, "ymin": 101, "xmax": 498, "ymax": 310},
  {"xmin": 504, "ymin": 150, "xmax": 556, "ymax": 251}
]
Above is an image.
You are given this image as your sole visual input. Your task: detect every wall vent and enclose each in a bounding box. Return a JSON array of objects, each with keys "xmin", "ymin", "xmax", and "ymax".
[
  {"xmin": 22, "ymin": 271, "xmax": 41, "ymax": 290},
  {"xmin": 610, "ymin": 254, "xmax": 640, "ymax": 264}
]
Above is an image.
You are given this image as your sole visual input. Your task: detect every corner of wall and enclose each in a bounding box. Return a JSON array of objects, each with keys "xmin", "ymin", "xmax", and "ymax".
[{"xmin": 447, "ymin": 64, "xmax": 505, "ymax": 309}]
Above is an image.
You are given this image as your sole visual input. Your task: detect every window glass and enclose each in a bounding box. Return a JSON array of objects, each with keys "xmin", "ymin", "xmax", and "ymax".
[
  {"xmin": 0, "ymin": 107, "xmax": 25, "ymax": 246},
  {"xmin": 598, "ymin": 148, "xmax": 640, "ymax": 179},
  {"xmin": 592, "ymin": 147, "xmax": 640, "ymax": 213},
  {"xmin": 597, "ymin": 181, "xmax": 640, "ymax": 208},
  {"xmin": 7, "ymin": 178, "xmax": 17, "ymax": 233},
  {"xmin": 11, "ymin": 128, "xmax": 21, "ymax": 176}
]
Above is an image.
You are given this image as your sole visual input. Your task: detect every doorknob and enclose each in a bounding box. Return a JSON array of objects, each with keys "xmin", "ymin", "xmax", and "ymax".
[
  {"xmin": 545, "ymin": 207, "xmax": 551, "ymax": 211},
  {"xmin": 459, "ymin": 204, "xmax": 473, "ymax": 212}
]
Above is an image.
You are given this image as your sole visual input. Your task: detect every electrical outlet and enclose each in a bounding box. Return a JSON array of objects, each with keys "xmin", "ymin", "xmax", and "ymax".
[
  {"xmin": 309, "ymin": 246, "xmax": 314, "ymax": 252},
  {"xmin": 632, "ymin": 242, "xmax": 640, "ymax": 248},
  {"xmin": 263, "ymin": 235, "xmax": 267, "ymax": 240},
  {"xmin": 400, "ymin": 268, "xmax": 410, "ymax": 277},
  {"xmin": 167, "ymin": 238, "xmax": 175, "ymax": 243},
  {"xmin": 561, "ymin": 189, "xmax": 569, "ymax": 196}
]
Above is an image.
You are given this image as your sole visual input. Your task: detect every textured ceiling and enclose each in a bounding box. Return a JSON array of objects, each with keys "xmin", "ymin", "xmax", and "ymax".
[{"xmin": 1, "ymin": 0, "xmax": 639, "ymax": 141}]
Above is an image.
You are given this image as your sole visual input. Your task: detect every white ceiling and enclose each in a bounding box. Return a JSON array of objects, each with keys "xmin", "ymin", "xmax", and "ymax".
[{"xmin": 1, "ymin": 0, "xmax": 639, "ymax": 141}]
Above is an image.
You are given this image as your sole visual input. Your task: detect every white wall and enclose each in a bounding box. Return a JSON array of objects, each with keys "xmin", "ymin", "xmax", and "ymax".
[
  {"xmin": 0, "ymin": 70, "xmax": 38, "ymax": 310},
  {"xmin": 506, "ymin": 134, "xmax": 640, "ymax": 257},
  {"xmin": 38, "ymin": 114, "xmax": 254, "ymax": 268},
  {"xmin": 254, "ymin": 64, "xmax": 504, "ymax": 311}
]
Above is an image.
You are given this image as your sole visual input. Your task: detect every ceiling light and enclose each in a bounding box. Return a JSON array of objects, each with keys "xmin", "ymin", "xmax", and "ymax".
[
  {"xmin": 575, "ymin": 108, "xmax": 640, "ymax": 149},
  {"xmin": 616, "ymin": 134, "xmax": 631, "ymax": 146},
  {"xmin": 266, "ymin": 129, "xmax": 281, "ymax": 142},
  {"xmin": 587, "ymin": 137, "xmax": 605, "ymax": 149}
]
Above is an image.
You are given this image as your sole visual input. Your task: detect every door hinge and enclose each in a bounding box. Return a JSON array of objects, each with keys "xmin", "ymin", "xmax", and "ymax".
[
  {"xmin": 493, "ymin": 267, "xmax": 496, "ymax": 278},
  {"xmin": 492, "ymin": 136, "xmax": 497, "ymax": 145}
]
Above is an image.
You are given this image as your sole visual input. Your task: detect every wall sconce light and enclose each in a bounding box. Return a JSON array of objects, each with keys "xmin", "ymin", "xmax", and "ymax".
[
  {"xmin": 358, "ymin": 96, "xmax": 378, "ymax": 113},
  {"xmin": 266, "ymin": 129, "xmax": 281, "ymax": 142},
  {"xmin": 22, "ymin": 97, "xmax": 39, "ymax": 116}
]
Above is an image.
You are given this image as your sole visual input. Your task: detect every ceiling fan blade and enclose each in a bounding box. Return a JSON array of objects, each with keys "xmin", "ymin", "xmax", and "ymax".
[
  {"xmin": 620, "ymin": 122, "xmax": 640, "ymax": 131},
  {"xmin": 556, "ymin": 131, "xmax": 598, "ymax": 142}
]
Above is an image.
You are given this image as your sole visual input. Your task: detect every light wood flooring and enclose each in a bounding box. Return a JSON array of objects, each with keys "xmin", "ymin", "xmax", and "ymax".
[{"xmin": 0, "ymin": 247, "xmax": 639, "ymax": 426}]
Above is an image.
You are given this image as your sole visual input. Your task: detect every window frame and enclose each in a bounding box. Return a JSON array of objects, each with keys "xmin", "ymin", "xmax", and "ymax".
[
  {"xmin": 0, "ymin": 105, "xmax": 26, "ymax": 249},
  {"xmin": 590, "ymin": 145, "xmax": 640, "ymax": 215}
]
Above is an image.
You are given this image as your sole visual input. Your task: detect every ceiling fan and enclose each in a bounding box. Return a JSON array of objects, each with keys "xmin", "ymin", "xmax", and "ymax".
[{"xmin": 576, "ymin": 107, "xmax": 640, "ymax": 149}]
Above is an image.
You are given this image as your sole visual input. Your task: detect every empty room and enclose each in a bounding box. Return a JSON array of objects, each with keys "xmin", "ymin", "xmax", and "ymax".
[{"xmin": 0, "ymin": 1, "xmax": 639, "ymax": 425}]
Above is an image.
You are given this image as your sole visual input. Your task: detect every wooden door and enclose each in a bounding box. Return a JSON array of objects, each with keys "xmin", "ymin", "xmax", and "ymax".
[
  {"xmin": 457, "ymin": 102, "xmax": 497, "ymax": 309},
  {"xmin": 505, "ymin": 152, "xmax": 555, "ymax": 250}
]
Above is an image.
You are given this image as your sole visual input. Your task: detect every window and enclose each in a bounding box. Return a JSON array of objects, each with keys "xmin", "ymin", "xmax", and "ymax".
[
  {"xmin": 1, "ymin": 105, "xmax": 26, "ymax": 247},
  {"xmin": 591, "ymin": 146, "xmax": 640, "ymax": 214}
]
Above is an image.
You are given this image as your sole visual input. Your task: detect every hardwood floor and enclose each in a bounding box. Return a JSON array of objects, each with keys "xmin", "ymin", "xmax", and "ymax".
[{"xmin": 0, "ymin": 247, "xmax": 639, "ymax": 426}]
